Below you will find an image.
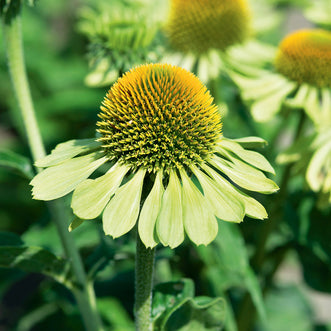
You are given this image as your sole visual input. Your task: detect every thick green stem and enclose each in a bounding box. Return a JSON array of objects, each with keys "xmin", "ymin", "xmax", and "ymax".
[
  {"xmin": 134, "ymin": 233, "xmax": 156, "ymax": 331},
  {"xmin": 2, "ymin": 11, "xmax": 102, "ymax": 331}
]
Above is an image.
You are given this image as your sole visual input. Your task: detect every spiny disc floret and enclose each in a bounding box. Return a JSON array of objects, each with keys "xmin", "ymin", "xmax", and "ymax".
[
  {"xmin": 274, "ymin": 29, "xmax": 331, "ymax": 88},
  {"xmin": 166, "ymin": 0, "xmax": 251, "ymax": 54},
  {"xmin": 97, "ymin": 64, "xmax": 222, "ymax": 172}
]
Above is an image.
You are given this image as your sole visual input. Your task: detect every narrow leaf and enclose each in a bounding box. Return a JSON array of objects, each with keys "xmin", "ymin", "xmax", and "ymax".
[{"xmin": 0, "ymin": 149, "xmax": 34, "ymax": 179}]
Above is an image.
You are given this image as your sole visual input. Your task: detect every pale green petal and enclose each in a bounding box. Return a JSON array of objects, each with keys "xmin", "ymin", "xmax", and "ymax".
[
  {"xmin": 242, "ymin": 75, "xmax": 287, "ymax": 100},
  {"xmin": 138, "ymin": 170, "xmax": 164, "ymax": 248},
  {"xmin": 103, "ymin": 169, "xmax": 146, "ymax": 238},
  {"xmin": 191, "ymin": 166, "xmax": 245, "ymax": 223},
  {"xmin": 218, "ymin": 139, "xmax": 275, "ymax": 174},
  {"xmin": 31, "ymin": 152, "xmax": 107, "ymax": 201},
  {"xmin": 232, "ymin": 136, "xmax": 267, "ymax": 148},
  {"xmin": 321, "ymin": 88, "xmax": 331, "ymax": 126},
  {"xmin": 156, "ymin": 169, "xmax": 184, "ymax": 248},
  {"xmin": 180, "ymin": 169, "xmax": 218, "ymax": 246},
  {"xmin": 251, "ymin": 81, "xmax": 296, "ymax": 122},
  {"xmin": 68, "ymin": 217, "xmax": 84, "ymax": 232},
  {"xmin": 305, "ymin": 86, "xmax": 321, "ymax": 125},
  {"xmin": 36, "ymin": 139, "xmax": 101, "ymax": 167},
  {"xmin": 285, "ymin": 84, "xmax": 309, "ymax": 109},
  {"xmin": 201, "ymin": 165, "xmax": 267, "ymax": 220},
  {"xmin": 306, "ymin": 141, "xmax": 331, "ymax": 191},
  {"xmin": 214, "ymin": 151, "xmax": 268, "ymax": 178},
  {"xmin": 71, "ymin": 163, "xmax": 130, "ymax": 219},
  {"xmin": 210, "ymin": 157, "xmax": 279, "ymax": 194}
]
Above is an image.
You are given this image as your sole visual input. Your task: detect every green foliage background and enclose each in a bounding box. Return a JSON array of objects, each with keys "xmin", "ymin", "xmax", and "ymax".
[{"xmin": 0, "ymin": 0, "xmax": 330, "ymax": 330}]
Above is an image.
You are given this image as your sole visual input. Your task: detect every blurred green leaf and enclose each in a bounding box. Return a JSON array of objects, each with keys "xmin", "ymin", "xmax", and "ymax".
[
  {"xmin": 258, "ymin": 285, "xmax": 313, "ymax": 331},
  {"xmin": 0, "ymin": 149, "xmax": 34, "ymax": 179},
  {"xmin": 197, "ymin": 222, "xmax": 266, "ymax": 322},
  {"xmin": 159, "ymin": 296, "xmax": 225, "ymax": 331},
  {"xmin": 152, "ymin": 279, "xmax": 225, "ymax": 331},
  {"xmin": 152, "ymin": 279, "xmax": 195, "ymax": 321},
  {"xmin": 0, "ymin": 231, "xmax": 24, "ymax": 246},
  {"xmin": 0, "ymin": 245, "xmax": 72, "ymax": 287},
  {"xmin": 97, "ymin": 297, "xmax": 134, "ymax": 331}
]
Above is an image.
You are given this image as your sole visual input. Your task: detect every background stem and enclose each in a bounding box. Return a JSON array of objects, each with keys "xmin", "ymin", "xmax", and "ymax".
[
  {"xmin": 134, "ymin": 233, "xmax": 155, "ymax": 331},
  {"xmin": 2, "ymin": 11, "xmax": 103, "ymax": 331}
]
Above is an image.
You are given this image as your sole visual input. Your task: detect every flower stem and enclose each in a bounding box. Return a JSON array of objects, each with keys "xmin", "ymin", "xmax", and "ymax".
[
  {"xmin": 134, "ymin": 233, "xmax": 156, "ymax": 331},
  {"xmin": 2, "ymin": 11, "xmax": 103, "ymax": 331}
]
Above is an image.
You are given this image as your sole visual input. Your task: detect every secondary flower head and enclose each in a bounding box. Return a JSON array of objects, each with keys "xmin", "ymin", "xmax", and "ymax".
[
  {"xmin": 274, "ymin": 29, "xmax": 331, "ymax": 88},
  {"xmin": 31, "ymin": 63, "xmax": 278, "ymax": 248},
  {"xmin": 166, "ymin": 0, "xmax": 251, "ymax": 54},
  {"xmin": 278, "ymin": 127, "xmax": 331, "ymax": 207},
  {"xmin": 229, "ymin": 28, "xmax": 331, "ymax": 125}
]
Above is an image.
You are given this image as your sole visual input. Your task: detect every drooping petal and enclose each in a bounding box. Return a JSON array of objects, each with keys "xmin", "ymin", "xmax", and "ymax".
[
  {"xmin": 71, "ymin": 163, "xmax": 130, "ymax": 219},
  {"xmin": 210, "ymin": 157, "xmax": 279, "ymax": 194},
  {"xmin": 36, "ymin": 139, "xmax": 101, "ymax": 167},
  {"xmin": 306, "ymin": 141, "xmax": 331, "ymax": 191},
  {"xmin": 217, "ymin": 139, "xmax": 275, "ymax": 174},
  {"xmin": 180, "ymin": 169, "xmax": 218, "ymax": 246},
  {"xmin": 103, "ymin": 168, "xmax": 146, "ymax": 238},
  {"xmin": 232, "ymin": 136, "xmax": 267, "ymax": 148},
  {"xmin": 138, "ymin": 170, "xmax": 164, "ymax": 248},
  {"xmin": 201, "ymin": 164, "xmax": 268, "ymax": 220},
  {"xmin": 31, "ymin": 152, "xmax": 107, "ymax": 200},
  {"xmin": 191, "ymin": 165, "xmax": 245, "ymax": 223},
  {"xmin": 305, "ymin": 86, "xmax": 321, "ymax": 125},
  {"xmin": 251, "ymin": 80, "xmax": 297, "ymax": 122},
  {"xmin": 321, "ymin": 88, "xmax": 331, "ymax": 125},
  {"xmin": 156, "ymin": 169, "xmax": 184, "ymax": 248},
  {"xmin": 285, "ymin": 83, "xmax": 309, "ymax": 109}
]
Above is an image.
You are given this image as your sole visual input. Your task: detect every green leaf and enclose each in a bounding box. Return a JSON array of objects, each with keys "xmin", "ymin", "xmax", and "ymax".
[
  {"xmin": 258, "ymin": 285, "xmax": 313, "ymax": 331},
  {"xmin": 159, "ymin": 297, "xmax": 226, "ymax": 331},
  {"xmin": 0, "ymin": 246, "xmax": 72, "ymax": 286},
  {"xmin": 152, "ymin": 279, "xmax": 195, "ymax": 322},
  {"xmin": 180, "ymin": 169, "xmax": 218, "ymax": 246},
  {"xmin": 0, "ymin": 149, "xmax": 34, "ymax": 179},
  {"xmin": 97, "ymin": 298, "xmax": 134, "ymax": 331},
  {"xmin": 197, "ymin": 223, "xmax": 266, "ymax": 321},
  {"xmin": 152, "ymin": 279, "xmax": 225, "ymax": 331},
  {"xmin": 0, "ymin": 231, "xmax": 24, "ymax": 246},
  {"xmin": 31, "ymin": 152, "xmax": 107, "ymax": 201},
  {"xmin": 103, "ymin": 168, "xmax": 146, "ymax": 238},
  {"xmin": 156, "ymin": 170, "xmax": 184, "ymax": 248}
]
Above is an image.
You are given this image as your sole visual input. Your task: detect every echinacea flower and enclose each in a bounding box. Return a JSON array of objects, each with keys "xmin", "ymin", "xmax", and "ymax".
[
  {"xmin": 229, "ymin": 29, "xmax": 331, "ymax": 124},
  {"xmin": 163, "ymin": 0, "xmax": 278, "ymax": 83},
  {"xmin": 77, "ymin": 0, "xmax": 166, "ymax": 87},
  {"xmin": 277, "ymin": 127, "xmax": 331, "ymax": 206},
  {"xmin": 31, "ymin": 63, "xmax": 278, "ymax": 248}
]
